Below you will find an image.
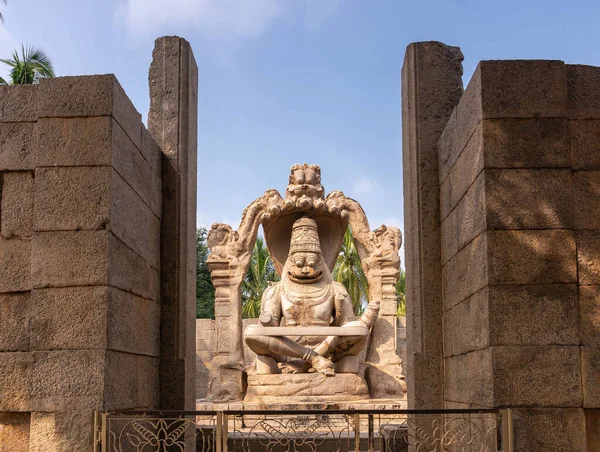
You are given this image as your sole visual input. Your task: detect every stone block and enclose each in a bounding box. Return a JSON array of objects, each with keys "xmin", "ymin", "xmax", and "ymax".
[
  {"xmin": 485, "ymin": 169, "xmax": 572, "ymax": 229},
  {"xmin": 1, "ymin": 171, "xmax": 34, "ymax": 238},
  {"xmin": 489, "ymin": 284, "xmax": 579, "ymax": 346},
  {"xmin": 0, "ymin": 238, "xmax": 31, "ymax": 293},
  {"xmin": 32, "ymin": 230, "xmax": 108, "ymax": 288},
  {"xmin": 0, "ymin": 293, "xmax": 29, "ymax": 352},
  {"xmin": 0, "ymin": 352, "xmax": 32, "ymax": 411},
  {"xmin": 442, "ymin": 232, "xmax": 487, "ymax": 310},
  {"xmin": 34, "ymin": 166, "xmax": 111, "ymax": 231},
  {"xmin": 108, "ymin": 233, "xmax": 160, "ymax": 301},
  {"xmin": 0, "ymin": 84, "xmax": 38, "ymax": 122},
  {"xmin": 480, "ymin": 60, "xmax": 567, "ymax": 119},
  {"xmin": 439, "ymin": 125, "xmax": 483, "ymax": 220},
  {"xmin": 483, "ymin": 118, "xmax": 571, "ymax": 169},
  {"xmin": 577, "ymin": 231, "xmax": 600, "ymax": 285},
  {"xmin": 440, "ymin": 207, "xmax": 458, "ymax": 265},
  {"xmin": 586, "ymin": 410, "xmax": 600, "ymax": 450},
  {"xmin": 492, "ymin": 346, "xmax": 581, "ymax": 407},
  {"xmin": 580, "ymin": 286, "xmax": 600, "ymax": 346},
  {"xmin": 444, "ymin": 348, "xmax": 493, "ymax": 406},
  {"xmin": 107, "ymin": 287, "xmax": 159, "ymax": 357},
  {"xmin": 35, "ymin": 116, "xmax": 112, "ymax": 167},
  {"xmin": 38, "ymin": 75, "xmax": 142, "ymax": 148},
  {"xmin": 0, "ymin": 412, "xmax": 30, "ymax": 451},
  {"xmin": 104, "ymin": 351, "xmax": 158, "ymax": 409},
  {"xmin": 487, "ymin": 230, "xmax": 577, "ymax": 285},
  {"xmin": 29, "ymin": 287, "xmax": 108, "ymax": 351},
  {"xmin": 0, "ymin": 122, "xmax": 35, "ymax": 170},
  {"xmin": 582, "ymin": 346, "xmax": 600, "ymax": 407},
  {"xmin": 29, "ymin": 350, "xmax": 104, "ymax": 411},
  {"xmin": 443, "ymin": 288, "xmax": 489, "ymax": 357},
  {"xmin": 573, "ymin": 171, "xmax": 600, "ymax": 230},
  {"xmin": 570, "ymin": 120, "xmax": 600, "ymax": 170},
  {"xmin": 110, "ymin": 170, "xmax": 160, "ymax": 269},
  {"xmin": 455, "ymin": 171, "xmax": 486, "ymax": 250},
  {"xmin": 30, "ymin": 409, "xmax": 96, "ymax": 452},
  {"xmin": 512, "ymin": 408, "xmax": 587, "ymax": 452},
  {"xmin": 438, "ymin": 65, "xmax": 482, "ymax": 184},
  {"xmin": 567, "ymin": 64, "xmax": 600, "ymax": 119},
  {"xmin": 142, "ymin": 127, "xmax": 162, "ymax": 171}
]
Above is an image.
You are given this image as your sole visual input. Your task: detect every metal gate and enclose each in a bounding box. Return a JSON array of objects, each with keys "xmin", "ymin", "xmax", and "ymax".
[{"xmin": 94, "ymin": 408, "xmax": 514, "ymax": 452}]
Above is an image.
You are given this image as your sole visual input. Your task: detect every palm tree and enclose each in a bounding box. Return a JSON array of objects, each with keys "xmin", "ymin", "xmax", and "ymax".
[
  {"xmin": 396, "ymin": 268, "xmax": 406, "ymax": 317},
  {"xmin": 333, "ymin": 227, "xmax": 369, "ymax": 316},
  {"xmin": 0, "ymin": 45, "xmax": 55, "ymax": 85},
  {"xmin": 242, "ymin": 237, "xmax": 279, "ymax": 318},
  {"xmin": 0, "ymin": 0, "xmax": 7, "ymax": 24}
]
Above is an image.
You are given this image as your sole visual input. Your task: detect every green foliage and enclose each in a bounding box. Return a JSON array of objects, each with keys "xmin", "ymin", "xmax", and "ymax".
[
  {"xmin": 0, "ymin": 0, "xmax": 6, "ymax": 24},
  {"xmin": 332, "ymin": 227, "xmax": 369, "ymax": 316},
  {"xmin": 242, "ymin": 237, "xmax": 279, "ymax": 318},
  {"xmin": 196, "ymin": 227, "xmax": 215, "ymax": 319},
  {"xmin": 396, "ymin": 268, "xmax": 406, "ymax": 317},
  {"xmin": 0, "ymin": 45, "xmax": 55, "ymax": 85}
]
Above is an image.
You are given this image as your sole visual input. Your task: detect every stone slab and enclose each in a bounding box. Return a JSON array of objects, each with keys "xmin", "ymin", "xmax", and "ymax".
[
  {"xmin": 444, "ymin": 348, "xmax": 493, "ymax": 406},
  {"xmin": 1, "ymin": 171, "xmax": 34, "ymax": 238},
  {"xmin": 487, "ymin": 230, "xmax": 577, "ymax": 285},
  {"xmin": 570, "ymin": 119, "xmax": 600, "ymax": 170},
  {"xmin": 512, "ymin": 408, "xmax": 587, "ymax": 452},
  {"xmin": 246, "ymin": 372, "xmax": 369, "ymax": 402},
  {"xmin": 488, "ymin": 284, "xmax": 579, "ymax": 346},
  {"xmin": 0, "ymin": 122, "xmax": 35, "ymax": 170},
  {"xmin": 104, "ymin": 350, "xmax": 159, "ymax": 409},
  {"xmin": 34, "ymin": 166, "xmax": 111, "ymax": 231},
  {"xmin": 567, "ymin": 64, "xmax": 600, "ymax": 119},
  {"xmin": 244, "ymin": 325, "xmax": 368, "ymax": 337},
  {"xmin": 30, "ymin": 409, "xmax": 96, "ymax": 452},
  {"xmin": 483, "ymin": 118, "xmax": 571, "ymax": 169},
  {"xmin": 0, "ymin": 238, "xmax": 31, "ymax": 293},
  {"xmin": 0, "ymin": 351, "xmax": 33, "ymax": 411},
  {"xmin": 580, "ymin": 285, "xmax": 600, "ymax": 346},
  {"xmin": 492, "ymin": 346, "xmax": 582, "ymax": 407},
  {"xmin": 195, "ymin": 398, "xmax": 407, "ymax": 411},
  {"xmin": 582, "ymin": 346, "xmax": 600, "ymax": 408},
  {"xmin": 35, "ymin": 116, "xmax": 112, "ymax": 167},
  {"xmin": 485, "ymin": 168, "xmax": 572, "ymax": 229},
  {"xmin": 443, "ymin": 288, "xmax": 489, "ymax": 357},
  {"xmin": 38, "ymin": 75, "xmax": 142, "ymax": 149},
  {"xmin": 577, "ymin": 231, "xmax": 600, "ymax": 285},
  {"xmin": 29, "ymin": 286, "xmax": 108, "ymax": 351},
  {"xmin": 0, "ymin": 292, "xmax": 29, "ymax": 352},
  {"xmin": 29, "ymin": 350, "xmax": 104, "ymax": 411},
  {"xmin": 573, "ymin": 170, "xmax": 600, "ymax": 230},
  {"xmin": 0, "ymin": 85, "xmax": 38, "ymax": 122},
  {"xmin": 107, "ymin": 287, "xmax": 159, "ymax": 357},
  {"xmin": 480, "ymin": 60, "xmax": 567, "ymax": 119},
  {"xmin": 32, "ymin": 230, "xmax": 108, "ymax": 289},
  {"xmin": 0, "ymin": 413, "xmax": 30, "ymax": 451},
  {"xmin": 442, "ymin": 232, "xmax": 488, "ymax": 310}
]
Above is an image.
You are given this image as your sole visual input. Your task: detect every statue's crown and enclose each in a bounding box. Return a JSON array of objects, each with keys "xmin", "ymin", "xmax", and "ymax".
[{"xmin": 289, "ymin": 217, "xmax": 321, "ymax": 254}]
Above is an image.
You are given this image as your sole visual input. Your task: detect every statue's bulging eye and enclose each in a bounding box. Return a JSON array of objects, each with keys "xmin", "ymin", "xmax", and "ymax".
[
  {"xmin": 307, "ymin": 258, "xmax": 316, "ymax": 268},
  {"xmin": 295, "ymin": 258, "xmax": 304, "ymax": 267}
]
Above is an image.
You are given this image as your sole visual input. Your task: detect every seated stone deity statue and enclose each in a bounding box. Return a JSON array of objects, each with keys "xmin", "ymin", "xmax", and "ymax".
[{"xmin": 244, "ymin": 216, "xmax": 379, "ymax": 376}]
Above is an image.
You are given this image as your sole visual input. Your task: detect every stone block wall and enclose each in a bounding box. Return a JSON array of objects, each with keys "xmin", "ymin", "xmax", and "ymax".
[
  {"xmin": 0, "ymin": 76, "xmax": 163, "ymax": 450},
  {"xmin": 403, "ymin": 52, "xmax": 600, "ymax": 448}
]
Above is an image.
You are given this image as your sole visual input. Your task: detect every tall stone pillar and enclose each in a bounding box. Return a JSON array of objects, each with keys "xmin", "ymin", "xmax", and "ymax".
[
  {"xmin": 401, "ymin": 42, "xmax": 464, "ymax": 409},
  {"xmin": 148, "ymin": 36, "xmax": 198, "ymax": 410}
]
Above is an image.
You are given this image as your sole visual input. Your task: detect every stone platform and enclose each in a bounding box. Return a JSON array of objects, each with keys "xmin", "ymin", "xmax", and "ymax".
[
  {"xmin": 245, "ymin": 372, "xmax": 369, "ymax": 403},
  {"xmin": 196, "ymin": 397, "xmax": 407, "ymax": 412}
]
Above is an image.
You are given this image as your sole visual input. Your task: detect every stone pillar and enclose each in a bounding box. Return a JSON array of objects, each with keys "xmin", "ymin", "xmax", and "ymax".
[
  {"xmin": 437, "ymin": 59, "xmax": 600, "ymax": 449},
  {"xmin": 148, "ymin": 36, "xmax": 198, "ymax": 410},
  {"xmin": 401, "ymin": 41, "xmax": 464, "ymax": 409},
  {"xmin": 0, "ymin": 75, "xmax": 163, "ymax": 450}
]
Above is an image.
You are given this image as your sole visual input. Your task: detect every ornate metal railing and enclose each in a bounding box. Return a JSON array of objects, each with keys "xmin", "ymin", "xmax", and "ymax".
[{"xmin": 94, "ymin": 408, "xmax": 514, "ymax": 452}]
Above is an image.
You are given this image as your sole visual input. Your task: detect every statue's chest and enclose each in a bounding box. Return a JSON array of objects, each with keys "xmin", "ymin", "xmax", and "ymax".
[{"xmin": 281, "ymin": 286, "xmax": 334, "ymax": 326}]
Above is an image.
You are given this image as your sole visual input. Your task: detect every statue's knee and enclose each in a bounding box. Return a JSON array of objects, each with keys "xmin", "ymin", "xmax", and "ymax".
[{"xmin": 245, "ymin": 335, "xmax": 269, "ymax": 354}]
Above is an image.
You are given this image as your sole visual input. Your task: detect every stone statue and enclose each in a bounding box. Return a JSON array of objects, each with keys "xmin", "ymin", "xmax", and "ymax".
[
  {"xmin": 206, "ymin": 164, "xmax": 405, "ymax": 402},
  {"xmin": 244, "ymin": 216, "xmax": 380, "ymax": 376}
]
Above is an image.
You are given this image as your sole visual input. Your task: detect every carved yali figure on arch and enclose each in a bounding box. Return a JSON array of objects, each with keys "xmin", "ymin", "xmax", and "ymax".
[{"xmin": 244, "ymin": 217, "xmax": 380, "ymax": 375}]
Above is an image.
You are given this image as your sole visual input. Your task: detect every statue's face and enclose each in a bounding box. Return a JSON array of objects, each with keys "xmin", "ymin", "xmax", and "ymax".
[{"xmin": 287, "ymin": 251, "xmax": 323, "ymax": 284}]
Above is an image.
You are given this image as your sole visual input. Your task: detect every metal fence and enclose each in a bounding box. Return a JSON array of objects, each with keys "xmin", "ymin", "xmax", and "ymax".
[{"xmin": 94, "ymin": 408, "xmax": 514, "ymax": 452}]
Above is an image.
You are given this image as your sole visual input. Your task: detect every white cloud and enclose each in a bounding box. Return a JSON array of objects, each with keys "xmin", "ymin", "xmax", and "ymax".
[
  {"xmin": 304, "ymin": 0, "xmax": 343, "ymax": 29},
  {"xmin": 118, "ymin": 0, "xmax": 283, "ymax": 40},
  {"xmin": 352, "ymin": 176, "xmax": 381, "ymax": 196}
]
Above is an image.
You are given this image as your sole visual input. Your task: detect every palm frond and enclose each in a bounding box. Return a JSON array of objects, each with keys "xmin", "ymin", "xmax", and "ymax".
[
  {"xmin": 0, "ymin": 44, "xmax": 55, "ymax": 85},
  {"xmin": 0, "ymin": 76, "xmax": 7, "ymax": 85}
]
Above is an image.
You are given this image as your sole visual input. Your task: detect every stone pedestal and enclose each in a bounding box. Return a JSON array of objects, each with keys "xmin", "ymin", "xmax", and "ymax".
[{"xmin": 245, "ymin": 373, "xmax": 369, "ymax": 403}]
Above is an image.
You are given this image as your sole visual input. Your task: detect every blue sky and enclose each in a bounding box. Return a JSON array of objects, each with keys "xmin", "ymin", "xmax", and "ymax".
[{"xmin": 2, "ymin": 0, "xmax": 600, "ymax": 261}]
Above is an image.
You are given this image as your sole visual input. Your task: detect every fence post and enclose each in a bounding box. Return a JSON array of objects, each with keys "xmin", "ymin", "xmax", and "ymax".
[
  {"xmin": 354, "ymin": 413, "xmax": 360, "ymax": 452},
  {"xmin": 368, "ymin": 413, "xmax": 374, "ymax": 452},
  {"xmin": 222, "ymin": 413, "xmax": 229, "ymax": 452},
  {"xmin": 216, "ymin": 412, "xmax": 222, "ymax": 452}
]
